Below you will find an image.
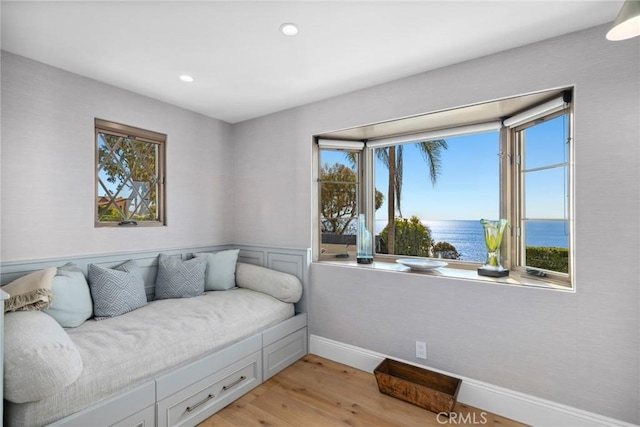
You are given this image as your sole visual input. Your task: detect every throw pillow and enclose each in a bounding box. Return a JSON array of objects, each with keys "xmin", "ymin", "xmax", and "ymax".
[
  {"xmin": 2, "ymin": 267, "xmax": 56, "ymax": 312},
  {"xmin": 88, "ymin": 260, "xmax": 147, "ymax": 320},
  {"xmin": 235, "ymin": 262, "xmax": 303, "ymax": 303},
  {"xmin": 154, "ymin": 254, "xmax": 206, "ymax": 300},
  {"xmin": 4, "ymin": 311, "xmax": 83, "ymax": 403},
  {"xmin": 196, "ymin": 249, "xmax": 240, "ymax": 291},
  {"xmin": 44, "ymin": 263, "xmax": 93, "ymax": 328}
]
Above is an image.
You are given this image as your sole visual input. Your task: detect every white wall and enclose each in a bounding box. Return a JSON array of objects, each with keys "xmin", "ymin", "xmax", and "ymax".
[
  {"xmin": 232, "ymin": 25, "xmax": 640, "ymax": 423},
  {"xmin": 0, "ymin": 52, "xmax": 234, "ymax": 261}
]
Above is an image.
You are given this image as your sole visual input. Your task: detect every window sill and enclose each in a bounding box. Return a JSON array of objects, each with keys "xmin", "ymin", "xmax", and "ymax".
[
  {"xmin": 95, "ymin": 221, "xmax": 166, "ymax": 228},
  {"xmin": 316, "ymin": 259, "xmax": 573, "ymax": 292}
]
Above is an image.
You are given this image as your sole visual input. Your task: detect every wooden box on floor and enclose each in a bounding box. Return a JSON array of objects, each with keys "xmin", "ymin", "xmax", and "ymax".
[{"xmin": 374, "ymin": 358, "xmax": 462, "ymax": 414}]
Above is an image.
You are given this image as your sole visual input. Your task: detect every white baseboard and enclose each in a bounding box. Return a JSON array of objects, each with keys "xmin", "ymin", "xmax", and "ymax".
[{"xmin": 309, "ymin": 335, "xmax": 637, "ymax": 427}]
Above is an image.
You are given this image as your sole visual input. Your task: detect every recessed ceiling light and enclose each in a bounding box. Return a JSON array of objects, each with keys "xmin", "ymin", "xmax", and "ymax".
[
  {"xmin": 179, "ymin": 74, "xmax": 194, "ymax": 83},
  {"xmin": 279, "ymin": 23, "xmax": 299, "ymax": 36}
]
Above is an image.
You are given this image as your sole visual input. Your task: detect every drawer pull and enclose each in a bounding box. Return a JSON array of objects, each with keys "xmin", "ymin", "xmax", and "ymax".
[
  {"xmin": 222, "ymin": 375, "xmax": 247, "ymax": 391},
  {"xmin": 186, "ymin": 393, "xmax": 215, "ymax": 413}
]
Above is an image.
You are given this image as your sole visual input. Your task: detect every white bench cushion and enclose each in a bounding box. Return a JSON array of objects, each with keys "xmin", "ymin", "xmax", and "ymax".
[{"xmin": 5, "ymin": 289, "xmax": 293, "ymax": 426}]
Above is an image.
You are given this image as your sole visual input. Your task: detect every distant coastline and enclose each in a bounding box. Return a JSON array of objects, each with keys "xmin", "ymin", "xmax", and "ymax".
[{"xmin": 374, "ymin": 219, "xmax": 568, "ymax": 262}]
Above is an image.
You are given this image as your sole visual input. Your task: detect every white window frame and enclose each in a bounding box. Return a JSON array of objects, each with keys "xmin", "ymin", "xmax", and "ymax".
[
  {"xmin": 315, "ymin": 140, "xmax": 364, "ymax": 259},
  {"xmin": 370, "ymin": 126, "xmax": 503, "ymax": 269},
  {"xmin": 507, "ymin": 107, "xmax": 573, "ymax": 285}
]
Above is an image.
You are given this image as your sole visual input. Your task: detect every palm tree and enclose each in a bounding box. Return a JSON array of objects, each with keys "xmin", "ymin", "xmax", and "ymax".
[{"xmin": 377, "ymin": 140, "xmax": 447, "ymax": 254}]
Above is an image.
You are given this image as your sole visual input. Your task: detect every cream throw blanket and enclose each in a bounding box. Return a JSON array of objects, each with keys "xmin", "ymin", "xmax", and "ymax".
[{"xmin": 3, "ymin": 267, "xmax": 56, "ymax": 312}]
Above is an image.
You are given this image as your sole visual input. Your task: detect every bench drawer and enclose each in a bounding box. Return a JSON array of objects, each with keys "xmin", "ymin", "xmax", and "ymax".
[
  {"xmin": 156, "ymin": 351, "xmax": 262, "ymax": 427},
  {"xmin": 111, "ymin": 405, "xmax": 155, "ymax": 427},
  {"xmin": 47, "ymin": 382, "xmax": 155, "ymax": 427},
  {"xmin": 263, "ymin": 326, "xmax": 307, "ymax": 381}
]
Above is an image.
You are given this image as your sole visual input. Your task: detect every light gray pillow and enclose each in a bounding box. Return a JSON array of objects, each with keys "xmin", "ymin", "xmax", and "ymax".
[
  {"xmin": 88, "ymin": 260, "xmax": 147, "ymax": 320},
  {"xmin": 4, "ymin": 311, "xmax": 83, "ymax": 403},
  {"xmin": 154, "ymin": 254, "xmax": 206, "ymax": 300},
  {"xmin": 44, "ymin": 263, "xmax": 93, "ymax": 328},
  {"xmin": 235, "ymin": 262, "xmax": 303, "ymax": 303},
  {"xmin": 196, "ymin": 249, "xmax": 240, "ymax": 291}
]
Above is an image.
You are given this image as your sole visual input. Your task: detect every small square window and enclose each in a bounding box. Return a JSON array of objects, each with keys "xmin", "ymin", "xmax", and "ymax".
[{"xmin": 95, "ymin": 119, "xmax": 166, "ymax": 227}]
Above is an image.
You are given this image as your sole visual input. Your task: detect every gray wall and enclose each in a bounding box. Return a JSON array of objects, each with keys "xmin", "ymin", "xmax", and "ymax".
[
  {"xmin": 1, "ymin": 24, "xmax": 638, "ymax": 423},
  {"xmin": 232, "ymin": 26, "xmax": 640, "ymax": 423},
  {"xmin": 1, "ymin": 52, "xmax": 234, "ymax": 261}
]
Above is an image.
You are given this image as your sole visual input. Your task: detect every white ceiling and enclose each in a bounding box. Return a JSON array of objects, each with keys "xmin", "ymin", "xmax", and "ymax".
[{"xmin": 1, "ymin": 1, "xmax": 622, "ymax": 123}]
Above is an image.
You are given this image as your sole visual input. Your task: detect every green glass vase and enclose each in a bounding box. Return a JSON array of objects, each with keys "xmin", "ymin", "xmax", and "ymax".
[{"xmin": 480, "ymin": 219, "xmax": 508, "ymax": 271}]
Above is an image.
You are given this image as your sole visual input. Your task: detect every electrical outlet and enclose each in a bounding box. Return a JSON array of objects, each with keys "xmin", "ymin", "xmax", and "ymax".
[{"xmin": 416, "ymin": 341, "xmax": 427, "ymax": 359}]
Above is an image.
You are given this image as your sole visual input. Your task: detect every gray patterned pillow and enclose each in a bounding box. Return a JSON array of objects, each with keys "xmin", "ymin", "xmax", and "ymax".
[
  {"xmin": 88, "ymin": 260, "xmax": 147, "ymax": 320},
  {"xmin": 154, "ymin": 254, "xmax": 206, "ymax": 300}
]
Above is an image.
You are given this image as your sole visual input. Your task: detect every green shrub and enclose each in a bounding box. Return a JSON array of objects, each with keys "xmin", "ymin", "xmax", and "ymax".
[
  {"xmin": 98, "ymin": 206, "xmax": 123, "ymax": 221},
  {"xmin": 526, "ymin": 247, "xmax": 569, "ymax": 273},
  {"xmin": 379, "ymin": 216, "xmax": 433, "ymax": 257}
]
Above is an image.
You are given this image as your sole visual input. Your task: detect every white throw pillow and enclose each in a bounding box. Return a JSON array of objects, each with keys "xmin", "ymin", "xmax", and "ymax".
[
  {"xmin": 196, "ymin": 249, "xmax": 240, "ymax": 291},
  {"xmin": 4, "ymin": 311, "xmax": 83, "ymax": 403}
]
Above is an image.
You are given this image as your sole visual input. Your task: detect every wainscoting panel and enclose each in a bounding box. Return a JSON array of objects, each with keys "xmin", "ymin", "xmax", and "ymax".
[
  {"xmin": 235, "ymin": 245, "xmax": 311, "ymax": 315},
  {"xmin": 236, "ymin": 249, "xmax": 265, "ymax": 266},
  {"xmin": 268, "ymin": 253, "xmax": 303, "ymax": 281},
  {"xmin": 0, "ymin": 245, "xmax": 311, "ymax": 314}
]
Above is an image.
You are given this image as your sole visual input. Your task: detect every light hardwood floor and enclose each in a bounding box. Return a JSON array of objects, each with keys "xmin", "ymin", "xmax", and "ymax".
[{"xmin": 199, "ymin": 355, "xmax": 528, "ymax": 427}]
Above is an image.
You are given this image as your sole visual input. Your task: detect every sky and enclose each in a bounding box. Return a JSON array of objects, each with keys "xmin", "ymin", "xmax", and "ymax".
[
  {"xmin": 322, "ymin": 114, "xmax": 568, "ymax": 222},
  {"xmin": 374, "ymin": 131, "xmax": 499, "ymax": 221}
]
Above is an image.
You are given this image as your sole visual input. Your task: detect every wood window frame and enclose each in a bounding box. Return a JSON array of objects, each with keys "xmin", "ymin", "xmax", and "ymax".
[{"xmin": 95, "ymin": 119, "xmax": 167, "ymax": 227}]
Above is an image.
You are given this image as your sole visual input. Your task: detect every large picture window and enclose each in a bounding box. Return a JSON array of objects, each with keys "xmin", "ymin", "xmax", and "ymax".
[
  {"xmin": 314, "ymin": 89, "xmax": 573, "ymax": 288},
  {"xmin": 373, "ymin": 131, "xmax": 499, "ymax": 262},
  {"xmin": 95, "ymin": 119, "xmax": 166, "ymax": 227}
]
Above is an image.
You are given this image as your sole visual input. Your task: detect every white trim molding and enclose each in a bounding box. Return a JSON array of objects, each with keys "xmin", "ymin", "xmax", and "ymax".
[
  {"xmin": 365, "ymin": 121, "xmax": 502, "ymax": 149},
  {"xmin": 310, "ymin": 335, "xmax": 637, "ymax": 427}
]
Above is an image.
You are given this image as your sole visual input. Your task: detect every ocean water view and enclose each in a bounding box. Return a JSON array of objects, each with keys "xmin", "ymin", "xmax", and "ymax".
[{"xmin": 374, "ymin": 219, "xmax": 569, "ymax": 262}]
